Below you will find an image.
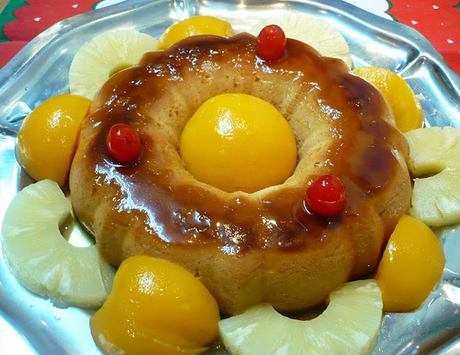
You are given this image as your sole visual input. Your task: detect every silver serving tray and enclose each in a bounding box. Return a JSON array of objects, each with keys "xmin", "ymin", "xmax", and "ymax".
[{"xmin": 1, "ymin": 1, "xmax": 460, "ymax": 354}]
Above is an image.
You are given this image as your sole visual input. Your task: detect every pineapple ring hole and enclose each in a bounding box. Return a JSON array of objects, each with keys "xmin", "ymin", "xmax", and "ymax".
[
  {"xmin": 280, "ymin": 302, "xmax": 327, "ymax": 320},
  {"xmin": 415, "ymin": 162, "xmax": 446, "ymax": 179},
  {"xmin": 59, "ymin": 209, "xmax": 95, "ymax": 248},
  {"xmin": 416, "ymin": 169, "xmax": 445, "ymax": 179},
  {"xmin": 109, "ymin": 62, "xmax": 133, "ymax": 77}
]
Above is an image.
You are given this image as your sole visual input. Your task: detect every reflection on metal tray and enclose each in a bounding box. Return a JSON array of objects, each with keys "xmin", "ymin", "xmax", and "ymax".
[{"xmin": 1, "ymin": 0, "xmax": 460, "ymax": 354}]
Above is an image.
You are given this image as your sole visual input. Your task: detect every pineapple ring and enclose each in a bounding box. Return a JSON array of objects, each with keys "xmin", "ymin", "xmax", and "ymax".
[
  {"xmin": 219, "ymin": 280, "xmax": 383, "ymax": 355},
  {"xmin": 405, "ymin": 126, "xmax": 460, "ymax": 227},
  {"xmin": 249, "ymin": 13, "xmax": 353, "ymax": 69},
  {"xmin": 69, "ymin": 30, "xmax": 159, "ymax": 100},
  {"xmin": 1, "ymin": 179, "xmax": 115, "ymax": 308}
]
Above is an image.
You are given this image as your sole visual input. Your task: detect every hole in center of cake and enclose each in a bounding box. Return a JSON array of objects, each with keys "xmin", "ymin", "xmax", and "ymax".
[{"xmin": 180, "ymin": 93, "xmax": 298, "ymax": 193}]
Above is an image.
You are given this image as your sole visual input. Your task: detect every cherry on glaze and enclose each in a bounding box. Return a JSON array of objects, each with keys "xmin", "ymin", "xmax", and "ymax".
[
  {"xmin": 256, "ymin": 24, "xmax": 286, "ymax": 61},
  {"xmin": 106, "ymin": 123, "xmax": 141, "ymax": 163},
  {"xmin": 304, "ymin": 174, "xmax": 347, "ymax": 216}
]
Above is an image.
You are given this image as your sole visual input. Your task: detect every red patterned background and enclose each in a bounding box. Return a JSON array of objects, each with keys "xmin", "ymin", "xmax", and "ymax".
[{"xmin": 0, "ymin": 0, "xmax": 459, "ymax": 73}]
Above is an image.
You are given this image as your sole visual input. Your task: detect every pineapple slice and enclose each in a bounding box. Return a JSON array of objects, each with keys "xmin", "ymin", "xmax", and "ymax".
[
  {"xmin": 405, "ymin": 126, "xmax": 460, "ymax": 227},
  {"xmin": 249, "ymin": 13, "xmax": 353, "ymax": 69},
  {"xmin": 1, "ymin": 179, "xmax": 115, "ymax": 308},
  {"xmin": 219, "ymin": 280, "xmax": 383, "ymax": 355},
  {"xmin": 69, "ymin": 30, "xmax": 159, "ymax": 100}
]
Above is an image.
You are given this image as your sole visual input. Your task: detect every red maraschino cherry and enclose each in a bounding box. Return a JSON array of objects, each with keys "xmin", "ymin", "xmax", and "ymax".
[
  {"xmin": 304, "ymin": 174, "xmax": 347, "ymax": 216},
  {"xmin": 256, "ymin": 24, "xmax": 287, "ymax": 61},
  {"xmin": 106, "ymin": 123, "xmax": 141, "ymax": 163}
]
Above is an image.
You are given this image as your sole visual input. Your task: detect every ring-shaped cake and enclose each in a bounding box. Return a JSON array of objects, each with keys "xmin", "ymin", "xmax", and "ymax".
[{"xmin": 70, "ymin": 33, "xmax": 411, "ymax": 315}]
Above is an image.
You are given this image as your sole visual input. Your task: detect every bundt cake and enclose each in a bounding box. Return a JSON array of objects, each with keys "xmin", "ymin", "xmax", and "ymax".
[{"xmin": 69, "ymin": 32, "xmax": 411, "ymax": 315}]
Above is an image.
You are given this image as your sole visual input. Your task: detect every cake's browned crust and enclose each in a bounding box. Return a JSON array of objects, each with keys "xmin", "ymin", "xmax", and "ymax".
[{"xmin": 69, "ymin": 33, "xmax": 411, "ymax": 315}]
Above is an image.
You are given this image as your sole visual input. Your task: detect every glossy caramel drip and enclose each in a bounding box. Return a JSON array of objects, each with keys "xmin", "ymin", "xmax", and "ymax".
[{"xmin": 81, "ymin": 33, "xmax": 406, "ymax": 256}]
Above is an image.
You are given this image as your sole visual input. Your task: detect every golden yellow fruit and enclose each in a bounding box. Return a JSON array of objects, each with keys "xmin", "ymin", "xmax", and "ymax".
[
  {"xmin": 180, "ymin": 93, "xmax": 297, "ymax": 193},
  {"xmin": 16, "ymin": 94, "xmax": 91, "ymax": 186},
  {"xmin": 90, "ymin": 255, "xmax": 220, "ymax": 355},
  {"xmin": 158, "ymin": 15, "xmax": 235, "ymax": 49},
  {"xmin": 376, "ymin": 215, "xmax": 445, "ymax": 312},
  {"xmin": 352, "ymin": 66, "xmax": 424, "ymax": 133}
]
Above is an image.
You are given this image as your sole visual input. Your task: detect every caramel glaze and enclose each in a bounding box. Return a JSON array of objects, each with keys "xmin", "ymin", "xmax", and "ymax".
[{"xmin": 70, "ymin": 32, "xmax": 411, "ymax": 314}]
